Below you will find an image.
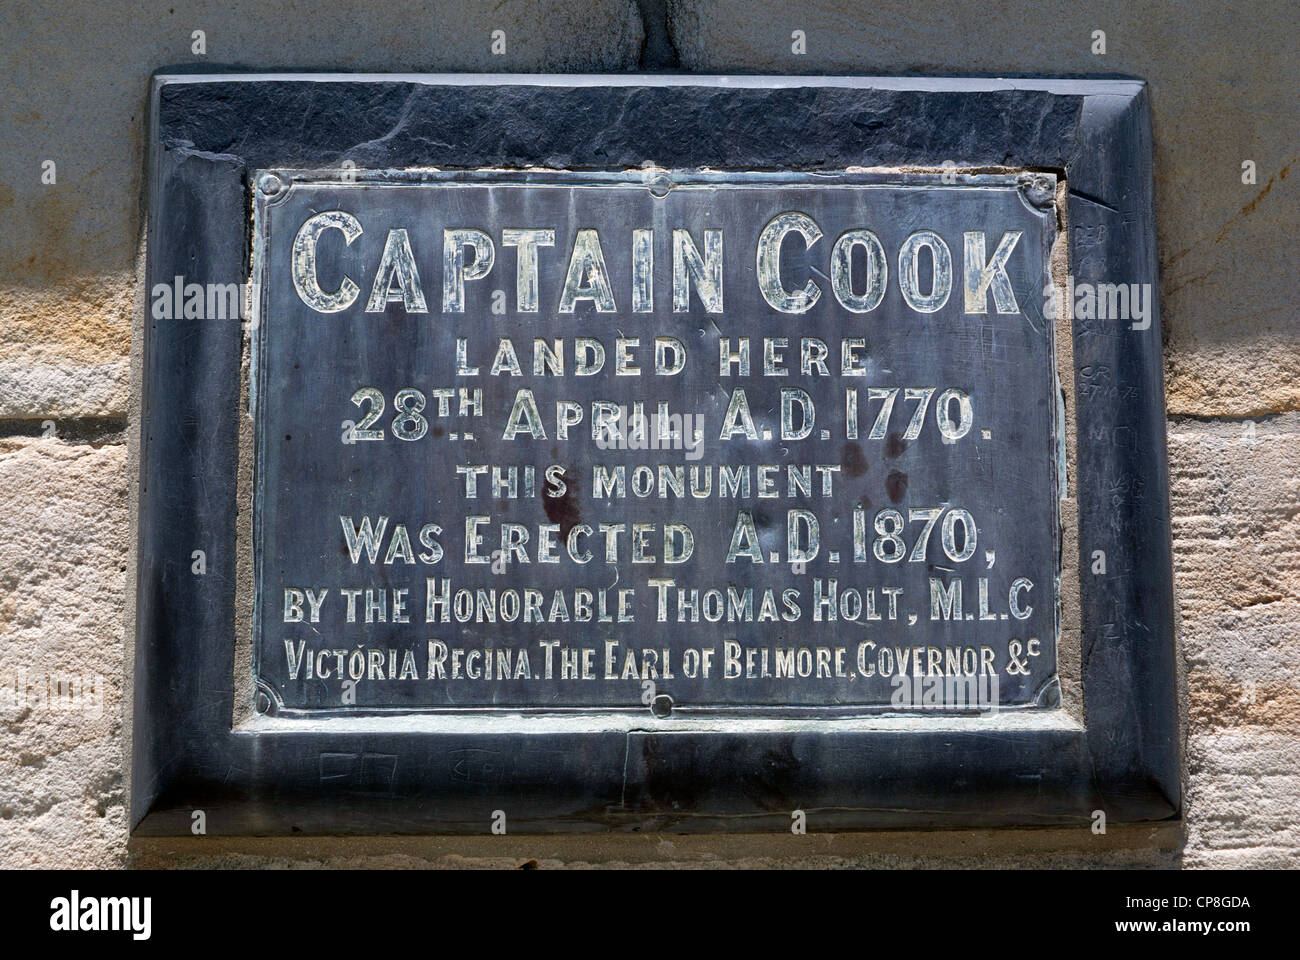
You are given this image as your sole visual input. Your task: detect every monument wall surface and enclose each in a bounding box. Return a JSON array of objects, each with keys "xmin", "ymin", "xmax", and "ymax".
[{"xmin": 0, "ymin": 0, "xmax": 1296, "ymax": 868}]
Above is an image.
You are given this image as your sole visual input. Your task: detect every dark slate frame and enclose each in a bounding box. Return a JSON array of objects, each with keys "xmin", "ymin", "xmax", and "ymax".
[{"xmin": 133, "ymin": 74, "xmax": 1177, "ymax": 835}]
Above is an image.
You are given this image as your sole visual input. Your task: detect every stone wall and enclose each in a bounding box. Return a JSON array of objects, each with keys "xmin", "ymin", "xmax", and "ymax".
[{"xmin": 1, "ymin": 0, "xmax": 1295, "ymax": 868}]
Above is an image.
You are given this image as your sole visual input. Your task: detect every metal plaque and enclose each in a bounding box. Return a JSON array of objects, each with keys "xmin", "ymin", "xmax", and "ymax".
[
  {"xmin": 250, "ymin": 170, "xmax": 1061, "ymax": 716},
  {"xmin": 135, "ymin": 75, "xmax": 1178, "ymax": 835}
]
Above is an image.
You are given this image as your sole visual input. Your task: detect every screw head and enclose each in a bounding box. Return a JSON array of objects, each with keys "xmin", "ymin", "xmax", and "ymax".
[
  {"xmin": 1018, "ymin": 173, "xmax": 1055, "ymax": 210},
  {"xmin": 256, "ymin": 172, "xmax": 285, "ymax": 197}
]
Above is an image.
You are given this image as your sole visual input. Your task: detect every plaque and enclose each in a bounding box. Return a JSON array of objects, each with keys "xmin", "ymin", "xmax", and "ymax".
[
  {"xmin": 250, "ymin": 170, "xmax": 1061, "ymax": 715},
  {"xmin": 133, "ymin": 75, "xmax": 1178, "ymax": 835}
]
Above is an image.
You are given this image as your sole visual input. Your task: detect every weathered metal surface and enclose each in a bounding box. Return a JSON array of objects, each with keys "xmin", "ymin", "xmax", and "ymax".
[{"xmin": 251, "ymin": 171, "xmax": 1060, "ymax": 714}]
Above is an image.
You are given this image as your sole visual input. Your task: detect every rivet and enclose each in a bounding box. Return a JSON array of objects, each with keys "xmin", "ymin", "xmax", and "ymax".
[{"xmin": 257, "ymin": 172, "xmax": 285, "ymax": 197}]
